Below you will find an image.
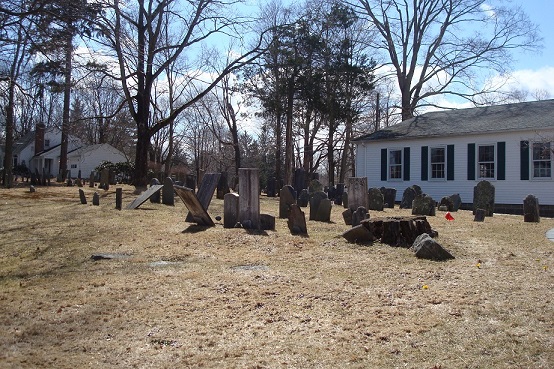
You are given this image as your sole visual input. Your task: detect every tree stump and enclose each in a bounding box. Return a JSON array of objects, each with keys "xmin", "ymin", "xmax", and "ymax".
[{"xmin": 351, "ymin": 216, "xmax": 438, "ymax": 247}]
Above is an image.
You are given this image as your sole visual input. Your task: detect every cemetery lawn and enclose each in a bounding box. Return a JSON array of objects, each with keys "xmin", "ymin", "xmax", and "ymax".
[{"xmin": 0, "ymin": 184, "xmax": 553, "ymax": 369}]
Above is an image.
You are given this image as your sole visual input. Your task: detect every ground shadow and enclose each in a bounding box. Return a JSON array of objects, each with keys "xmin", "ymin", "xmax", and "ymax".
[{"xmin": 182, "ymin": 225, "xmax": 212, "ymax": 233}]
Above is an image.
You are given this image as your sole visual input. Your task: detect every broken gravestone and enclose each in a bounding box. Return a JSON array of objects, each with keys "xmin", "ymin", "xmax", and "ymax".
[
  {"xmin": 523, "ymin": 194, "xmax": 540, "ymax": 223},
  {"xmin": 185, "ymin": 173, "xmax": 220, "ymax": 222},
  {"xmin": 410, "ymin": 233, "xmax": 455, "ymax": 261},
  {"xmin": 473, "ymin": 180, "xmax": 495, "ymax": 217},
  {"xmin": 352, "ymin": 206, "xmax": 369, "ymax": 227},
  {"xmin": 126, "ymin": 185, "xmax": 163, "ymax": 209},
  {"xmin": 173, "ymin": 185, "xmax": 215, "ymax": 227}
]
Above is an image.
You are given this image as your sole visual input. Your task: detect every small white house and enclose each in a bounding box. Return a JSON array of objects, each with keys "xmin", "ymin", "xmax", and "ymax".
[
  {"xmin": 353, "ymin": 99, "xmax": 554, "ymax": 216},
  {"xmin": 10, "ymin": 124, "xmax": 127, "ymax": 178}
]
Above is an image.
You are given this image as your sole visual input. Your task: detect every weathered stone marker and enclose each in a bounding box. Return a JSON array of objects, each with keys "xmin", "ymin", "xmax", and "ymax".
[
  {"xmin": 297, "ymin": 189, "xmax": 310, "ymax": 207},
  {"xmin": 412, "ymin": 194, "xmax": 436, "ymax": 216},
  {"xmin": 347, "ymin": 177, "xmax": 368, "ymax": 211},
  {"xmin": 99, "ymin": 169, "xmax": 110, "ymax": 190},
  {"xmin": 115, "ymin": 188, "xmax": 122, "ymax": 210},
  {"xmin": 474, "ymin": 208, "xmax": 486, "ymax": 222},
  {"xmin": 411, "ymin": 233, "xmax": 455, "ymax": 261},
  {"xmin": 380, "ymin": 187, "xmax": 396, "ymax": 208},
  {"xmin": 89, "ymin": 171, "xmax": 95, "ymax": 188},
  {"xmin": 173, "ymin": 185, "xmax": 215, "ymax": 227},
  {"xmin": 185, "ymin": 173, "xmax": 220, "ymax": 222},
  {"xmin": 288, "ymin": 204, "xmax": 307, "ymax": 235},
  {"xmin": 92, "ymin": 192, "xmax": 100, "ymax": 206},
  {"xmin": 238, "ymin": 168, "xmax": 260, "ymax": 229},
  {"xmin": 79, "ymin": 189, "xmax": 87, "ymax": 205},
  {"xmin": 368, "ymin": 187, "xmax": 384, "ymax": 211},
  {"xmin": 309, "ymin": 191, "xmax": 329, "ymax": 221},
  {"xmin": 523, "ymin": 194, "xmax": 540, "ymax": 223},
  {"xmin": 216, "ymin": 173, "xmax": 230, "ymax": 200},
  {"xmin": 224, "ymin": 192, "xmax": 240, "ymax": 228},
  {"xmin": 125, "ymin": 185, "xmax": 164, "ymax": 209},
  {"xmin": 473, "ymin": 180, "xmax": 495, "ymax": 216},
  {"xmin": 279, "ymin": 185, "xmax": 296, "ymax": 219},
  {"xmin": 162, "ymin": 177, "xmax": 174, "ymax": 206}
]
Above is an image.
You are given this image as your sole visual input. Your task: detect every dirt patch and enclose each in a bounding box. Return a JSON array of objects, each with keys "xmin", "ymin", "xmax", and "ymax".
[{"xmin": 0, "ymin": 184, "xmax": 553, "ymax": 368}]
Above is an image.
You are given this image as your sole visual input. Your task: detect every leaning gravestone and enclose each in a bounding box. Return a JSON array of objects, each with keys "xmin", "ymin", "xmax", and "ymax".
[
  {"xmin": 347, "ymin": 177, "xmax": 368, "ymax": 211},
  {"xmin": 125, "ymin": 185, "xmax": 164, "ymax": 209},
  {"xmin": 368, "ymin": 187, "xmax": 384, "ymax": 211},
  {"xmin": 473, "ymin": 180, "xmax": 495, "ymax": 216},
  {"xmin": 173, "ymin": 185, "xmax": 215, "ymax": 227},
  {"xmin": 297, "ymin": 189, "xmax": 310, "ymax": 207},
  {"xmin": 224, "ymin": 192, "xmax": 240, "ymax": 228},
  {"xmin": 162, "ymin": 177, "xmax": 175, "ymax": 206},
  {"xmin": 310, "ymin": 192, "xmax": 327, "ymax": 220},
  {"xmin": 411, "ymin": 233, "xmax": 454, "ymax": 261},
  {"xmin": 186, "ymin": 173, "xmax": 221, "ymax": 222},
  {"xmin": 380, "ymin": 187, "xmax": 397, "ymax": 208},
  {"xmin": 78, "ymin": 189, "xmax": 87, "ymax": 204},
  {"xmin": 342, "ymin": 209, "xmax": 353, "ymax": 225},
  {"xmin": 412, "ymin": 194, "xmax": 436, "ymax": 216},
  {"xmin": 149, "ymin": 178, "xmax": 161, "ymax": 203},
  {"xmin": 400, "ymin": 186, "xmax": 417, "ymax": 209},
  {"xmin": 238, "ymin": 168, "xmax": 260, "ymax": 229},
  {"xmin": 288, "ymin": 204, "xmax": 307, "ymax": 235},
  {"xmin": 523, "ymin": 194, "xmax": 540, "ymax": 223},
  {"xmin": 279, "ymin": 185, "xmax": 297, "ymax": 219}
]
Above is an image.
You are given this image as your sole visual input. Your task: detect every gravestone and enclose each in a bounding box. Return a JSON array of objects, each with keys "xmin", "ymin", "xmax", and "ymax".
[
  {"xmin": 308, "ymin": 179, "xmax": 324, "ymax": 195},
  {"xmin": 109, "ymin": 169, "xmax": 116, "ymax": 185},
  {"xmin": 367, "ymin": 187, "xmax": 384, "ymax": 211},
  {"xmin": 293, "ymin": 168, "xmax": 307, "ymax": 198},
  {"xmin": 266, "ymin": 176, "xmax": 276, "ymax": 197},
  {"xmin": 400, "ymin": 186, "xmax": 418, "ymax": 209},
  {"xmin": 115, "ymin": 188, "xmax": 122, "ymax": 210},
  {"xmin": 352, "ymin": 206, "xmax": 369, "ymax": 227},
  {"xmin": 309, "ymin": 191, "xmax": 329, "ymax": 221},
  {"xmin": 126, "ymin": 185, "xmax": 163, "ymax": 209},
  {"xmin": 523, "ymin": 194, "xmax": 540, "ymax": 223},
  {"xmin": 162, "ymin": 177, "xmax": 175, "ymax": 206},
  {"xmin": 224, "ymin": 193, "xmax": 240, "ymax": 228},
  {"xmin": 438, "ymin": 196, "xmax": 454, "ymax": 212},
  {"xmin": 380, "ymin": 187, "xmax": 397, "ymax": 208},
  {"xmin": 279, "ymin": 185, "xmax": 297, "ymax": 219},
  {"xmin": 342, "ymin": 192, "xmax": 348, "ymax": 209},
  {"xmin": 149, "ymin": 178, "xmax": 161, "ymax": 203},
  {"xmin": 288, "ymin": 204, "xmax": 307, "ymax": 235},
  {"xmin": 450, "ymin": 194, "xmax": 462, "ymax": 212},
  {"xmin": 89, "ymin": 172, "xmax": 95, "ymax": 188},
  {"xmin": 186, "ymin": 173, "xmax": 221, "ymax": 222},
  {"xmin": 29, "ymin": 185, "xmax": 36, "ymax": 193},
  {"xmin": 474, "ymin": 208, "xmax": 486, "ymax": 222},
  {"xmin": 66, "ymin": 178, "xmax": 73, "ymax": 187},
  {"xmin": 216, "ymin": 173, "xmax": 230, "ymax": 200},
  {"xmin": 314, "ymin": 198, "xmax": 332, "ymax": 222},
  {"xmin": 297, "ymin": 189, "xmax": 310, "ymax": 207},
  {"xmin": 342, "ymin": 224, "xmax": 373, "ymax": 244},
  {"xmin": 185, "ymin": 175, "xmax": 196, "ymax": 192},
  {"xmin": 238, "ymin": 168, "xmax": 260, "ymax": 229},
  {"xmin": 411, "ymin": 233, "xmax": 455, "ymax": 261},
  {"xmin": 78, "ymin": 189, "xmax": 87, "ymax": 205},
  {"xmin": 473, "ymin": 180, "xmax": 495, "ymax": 216},
  {"xmin": 92, "ymin": 192, "xmax": 100, "ymax": 206},
  {"xmin": 260, "ymin": 214, "xmax": 276, "ymax": 231},
  {"xmin": 347, "ymin": 177, "xmax": 368, "ymax": 211},
  {"xmin": 327, "ymin": 186, "xmax": 337, "ymax": 201},
  {"xmin": 99, "ymin": 169, "xmax": 110, "ymax": 190},
  {"xmin": 342, "ymin": 209, "xmax": 353, "ymax": 225},
  {"xmin": 412, "ymin": 194, "xmax": 436, "ymax": 216},
  {"xmin": 173, "ymin": 185, "xmax": 215, "ymax": 227},
  {"xmin": 75, "ymin": 178, "xmax": 83, "ymax": 187},
  {"xmin": 334, "ymin": 183, "xmax": 344, "ymax": 205}
]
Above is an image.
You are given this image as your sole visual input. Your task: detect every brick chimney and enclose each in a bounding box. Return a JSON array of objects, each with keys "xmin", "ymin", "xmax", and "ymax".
[{"xmin": 35, "ymin": 124, "xmax": 45, "ymax": 153}]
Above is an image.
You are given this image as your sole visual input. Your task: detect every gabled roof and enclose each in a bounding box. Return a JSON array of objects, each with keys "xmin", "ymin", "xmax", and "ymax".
[{"xmin": 353, "ymin": 99, "xmax": 554, "ymax": 142}]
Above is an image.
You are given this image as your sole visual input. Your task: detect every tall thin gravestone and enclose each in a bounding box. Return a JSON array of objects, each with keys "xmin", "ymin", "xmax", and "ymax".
[
  {"xmin": 100, "ymin": 169, "xmax": 109, "ymax": 190},
  {"xmin": 92, "ymin": 192, "xmax": 100, "ymax": 206},
  {"xmin": 78, "ymin": 189, "xmax": 87, "ymax": 204},
  {"xmin": 149, "ymin": 178, "xmax": 161, "ymax": 203},
  {"xmin": 347, "ymin": 177, "xmax": 368, "ymax": 212},
  {"xmin": 279, "ymin": 185, "xmax": 296, "ymax": 219},
  {"xmin": 115, "ymin": 188, "xmax": 122, "ymax": 210},
  {"xmin": 162, "ymin": 177, "xmax": 175, "ymax": 206},
  {"xmin": 89, "ymin": 172, "xmax": 95, "ymax": 188},
  {"xmin": 238, "ymin": 168, "xmax": 260, "ymax": 229}
]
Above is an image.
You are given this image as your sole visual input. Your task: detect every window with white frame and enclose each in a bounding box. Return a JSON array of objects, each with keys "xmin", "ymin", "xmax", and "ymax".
[
  {"xmin": 478, "ymin": 144, "xmax": 495, "ymax": 179},
  {"xmin": 532, "ymin": 142, "xmax": 552, "ymax": 178},
  {"xmin": 389, "ymin": 149, "xmax": 402, "ymax": 179},
  {"xmin": 71, "ymin": 164, "xmax": 77, "ymax": 169},
  {"xmin": 44, "ymin": 139, "xmax": 50, "ymax": 147},
  {"xmin": 430, "ymin": 147, "xmax": 445, "ymax": 179}
]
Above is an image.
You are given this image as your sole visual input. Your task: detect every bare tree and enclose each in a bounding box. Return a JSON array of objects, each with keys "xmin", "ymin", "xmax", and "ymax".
[{"xmin": 353, "ymin": 0, "xmax": 541, "ymax": 120}]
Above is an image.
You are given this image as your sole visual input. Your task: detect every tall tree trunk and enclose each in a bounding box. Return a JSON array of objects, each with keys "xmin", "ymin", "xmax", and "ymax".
[
  {"xmin": 274, "ymin": 111, "xmax": 282, "ymax": 182},
  {"xmin": 3, "ymin": 81, "xmax": 15, "ymax": 188},
  {"xmin": 302, "ymin": 107, "xmax": 313, "ymax": 175},
  {"xmin": 59, "ymin": 33, "xmax": 73, "ymax": 181},
  {"xmin": 284, "ymin": 79, "xmax": 294, "ymax": 185},
  {"xmin": 327, "ymin": 114, "xmax": 335, "ymax": 186},
  {"xmin": 339, "ymin": 114, "xmax": 352, "ymax": 184}
]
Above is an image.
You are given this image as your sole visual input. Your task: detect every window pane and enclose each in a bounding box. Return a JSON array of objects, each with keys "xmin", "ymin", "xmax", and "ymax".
[
  {"xmin": 533, "ymin": 142, "xmax": 551, "ymax": 160},
  {"xmin": 478, "ymin": 145, "xmax": 494, "ymax": 162},
  {"xmin": 430, "ymin": 148, "xmax": 445, "ymax": 163},
  {"xmin": 389, "ymin": 150, "xmax": 401, "ymax": 164}
]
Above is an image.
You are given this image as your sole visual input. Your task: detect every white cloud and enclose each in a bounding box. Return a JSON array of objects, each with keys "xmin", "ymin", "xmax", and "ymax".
[{"xmin": 480, "ymin": 3, "xmax": 496, "ymax": 18}]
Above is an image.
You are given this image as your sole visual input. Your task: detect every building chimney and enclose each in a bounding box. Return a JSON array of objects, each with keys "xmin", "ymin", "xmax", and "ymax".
[{"xmin": 35, "ymin": 124, "xmax": 45, "ymax": 153}]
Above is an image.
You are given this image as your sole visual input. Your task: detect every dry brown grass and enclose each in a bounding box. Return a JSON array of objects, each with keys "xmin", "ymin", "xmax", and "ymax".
[{"xmin": 0, "ymin": 184, "xmax": 553, "ymax": 369}]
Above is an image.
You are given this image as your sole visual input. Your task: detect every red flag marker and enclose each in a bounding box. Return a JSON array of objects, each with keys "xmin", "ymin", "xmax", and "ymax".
[{"xmin": 445, "ymin": 212, "xmax": 454, "ymax": 221}]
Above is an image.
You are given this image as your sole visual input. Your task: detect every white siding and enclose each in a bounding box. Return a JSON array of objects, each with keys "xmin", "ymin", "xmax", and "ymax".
[
  {"xmin": 355, "ymin": 128, "xmax": 554, "ymax": 206},
  {"xmin": 68, "ymin": 144, "xmax": 127, "ymax": 178}
]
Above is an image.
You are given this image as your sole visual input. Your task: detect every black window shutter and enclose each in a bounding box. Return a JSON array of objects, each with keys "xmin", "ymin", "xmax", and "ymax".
[
  {"xmin": 381, "ymin": 148, "xmax": 387, "ymax": 181},
  {"xmin": 497, "ymin": 142, "xmax": 506, "ymax": 180},
  {"xmin": 467, "ymin": 143, "xmax": 475, "ymax": 180},
  {"xmin": 520, "ymin": 140, "xmax": 529, "ymax": 180},
  {"xmin": 421, "ymin": 146, "xmax": 428, "ymax": 181},
  {"xmin": 403, "ymin": 147, "xmax": 410, "ymax": 181},
  {"xmin": 447, "ymin": 144, "xmax": 455, "ymax": 180}
]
